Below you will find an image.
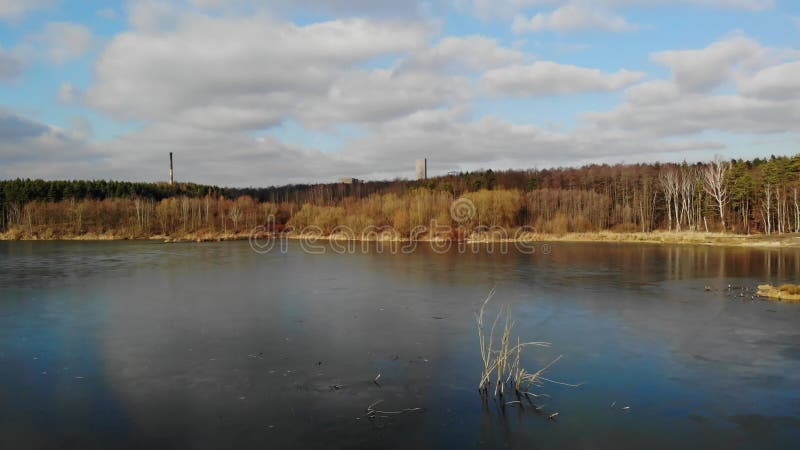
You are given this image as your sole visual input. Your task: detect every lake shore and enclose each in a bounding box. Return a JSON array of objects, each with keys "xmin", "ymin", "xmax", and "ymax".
[{"xmin": 2, "ymin": 228, "xmax": 800, "ymax": 248}]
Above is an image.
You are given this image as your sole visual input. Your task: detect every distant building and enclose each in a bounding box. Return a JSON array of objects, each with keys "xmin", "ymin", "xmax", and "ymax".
[
  {"xmin": 169, "ymin": 152, "xmax": 174, "ymax": 185},
  {"xmin": 415, "ymin": 158, "xmax": 427, "ymax": 180},
  {"xmin": 338, "ymin": 177, "xmax": 362, "ymax": 184}
]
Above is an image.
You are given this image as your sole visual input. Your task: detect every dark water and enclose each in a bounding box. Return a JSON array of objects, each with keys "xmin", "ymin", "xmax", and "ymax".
[{"xmin": 1, "ymin": 241, "xmax": 799, "ymax": 449}]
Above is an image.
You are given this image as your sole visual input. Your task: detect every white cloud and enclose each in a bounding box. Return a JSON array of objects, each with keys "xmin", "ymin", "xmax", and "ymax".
[
  {"xmin": 0, "ymin": 108, "xmax": 50, "ymax": 140},
  {"xmin": 484, "ymin": 61, "xmax": 644, "ymax": 96},
  {"xmin": 0, "ymin": 46, "xmax": 23, "ymax": 79},
  {"xmin": 0, "ymin": 108, "xmax": 355, "ymax": 185},
  {"xmin": 335, "ymin": 107, "xmax": 722, "ymax": 178},
  {"xmin": 651, "ymin": 35, "xmax": 764, "ymax": 92},
  {"xmin": 187, "ymin": 0, "xmax": 441, "ymax": 17},
  {"xmin": 684, "ymin": 0, "xmax": 773, "ymax": 10},
  {"xmin": 68, "ymin": 116, "xmax": 93, "ymax": 139},
  {"xmin": 508, "ymin": 0, "xmax": 767, "ymax": 34},
  {"xmin": 738, "ymin": 61, "xmax": 800, "ymax": 99},
  {"xmin": 127, "ymin": 0, "xmax": 178, "ymax": 31},
  {"xmin": 401, "ymin": 36, "xmax": 524, "ymax": 72},
  {"xmin": 35, "ymin": 22, "xmax": 93, "ymax": 63},
  {"xmin": 86, "ymin": 14, "xmax": 434, "ymax": 130},
  {"xmin": 271, "ymin": 0, "xmax": 433, "ymax": 17},
  {"xmin": 588, "ymin": 91, "xmax": 800, "ymax": 136},
  {"xmin": 587, "ymin": 35, "xmax": 800, "ymax": 138},
  {"xmin": 0, "ymin": 107, "xmax": 104, "ymax": 182},
  {"xmin": 472, "ymin": 0, "xmax": 773, "ymax": 20},
  {"xmin": 91, "ymin": 122, "xmax": 362, "ymax": 186},
  {"xmin": 97, "ymin": 7, "xmax": 118, "ymax": 20},
  {"xmin": 57, "ymin": 82, "xmax": 80, "ymax": 103},
  {"xmin": 513, "ymin": 5, "xmax": 637, "ymax": 33},
  {"xmin": 623, "ymin": 80, "xmax": 680, "ymax": 104},
  {"xmin": 471, "ymin": 0, "xmax": 560, "ymax": 20},
  {"xmin": 601, "ymin": 0, "xmax": 773, "ymax": 10},
  {"xmin": 0, "ymin": 101, "xmax": 724, "ymax": 186},
  {"xmin": 0, "ymin": 0, "xmax": 53, "ymax": 20},
  {"xmin": 298, "ymin": 69, "xmax": 469, "ymax": 128},
  {"xmin": 3, "ymin": 2, "xmax": 796, "ymax": 185},
  {"xmin": 101, "ymin": 108, "xmax": 722, "ymax": 185}
]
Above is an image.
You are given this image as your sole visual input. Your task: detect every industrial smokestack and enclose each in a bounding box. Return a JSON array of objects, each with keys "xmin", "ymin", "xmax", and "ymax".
[{"xmin": 169, "ymin": 152, "xmax": 174, "ymax": 185}]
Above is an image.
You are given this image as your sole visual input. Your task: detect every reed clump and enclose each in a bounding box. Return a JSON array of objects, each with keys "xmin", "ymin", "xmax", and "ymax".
[
  {"xmin": 757, "ymin": 284, "xmax": 800, "ymax": 301},
  {"xmin": 777, "ymin": 284, "xmax": 800, "ymax": 295},
  {"xmin": 476, "ymin": 289, "xmax": 578, "ymax": 407}
]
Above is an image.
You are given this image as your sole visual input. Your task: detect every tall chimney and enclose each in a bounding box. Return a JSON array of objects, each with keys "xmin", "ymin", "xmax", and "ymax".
[{"xmin": 169, "ymin": 152, "xmax": 174, "ymax": 185}]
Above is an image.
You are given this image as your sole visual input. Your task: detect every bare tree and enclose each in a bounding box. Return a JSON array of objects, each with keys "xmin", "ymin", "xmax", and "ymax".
[
  {"xmin": 762, "ymin": 183, "xmax": 772, "ymax": 235},
  {"xmin": 229, "ymin": 203, "xmax": 242, "ymax": 231},
  {"xmin": 702, "ymin": 156, "xmax": 729, "ymax": 231},
  {"xmin": 659, "ymin": 167, "xmax": 680, "ymax": 231},
  {"xmin": 679, "ymin": 166, "xmax": 699, "ymax": 231},
  {"xmin": 793, "ymin": 187, "xmax": 799, "ymax": 233}
]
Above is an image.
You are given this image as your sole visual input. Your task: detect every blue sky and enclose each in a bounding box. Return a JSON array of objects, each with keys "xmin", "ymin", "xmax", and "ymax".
[{"xmin": 1, "ymin": 0, "xmax": 799, "ymax": 186}]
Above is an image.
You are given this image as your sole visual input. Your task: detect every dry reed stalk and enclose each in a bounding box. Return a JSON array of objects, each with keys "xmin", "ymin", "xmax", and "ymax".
[{"xmin": 475, "ymin": 290, "xmax": 573, "ymax": 406}]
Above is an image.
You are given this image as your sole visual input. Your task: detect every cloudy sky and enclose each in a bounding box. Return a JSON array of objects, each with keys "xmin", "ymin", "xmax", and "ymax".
[{"xmin": 1, "ymin": 0, "xmax": 799, "ymax": 186}]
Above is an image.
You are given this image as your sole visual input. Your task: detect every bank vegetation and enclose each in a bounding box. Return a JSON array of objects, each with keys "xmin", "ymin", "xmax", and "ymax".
[{"xmin": 2, "ymin": 154, "xmax": 800, "ymax": 245}]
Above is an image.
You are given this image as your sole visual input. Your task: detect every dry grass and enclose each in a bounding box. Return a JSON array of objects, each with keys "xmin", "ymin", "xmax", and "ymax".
[
  {"xmin": 758, "ymin": 284, "xmax": 800, "ymax": 301},
  {"xmin": 476, "ymin": 289, "xmax": 574, "ymax": 403},
  {"xmin": 4, "ymin": 225, "xmax": 800, "ymax": 249},
  {"xmin": 778, "ymin": 284, "xmax": 800, "ymax": 295},
  {"xmin": 522, "ymin": 231, "xmax": 800, "ymax": 248}
]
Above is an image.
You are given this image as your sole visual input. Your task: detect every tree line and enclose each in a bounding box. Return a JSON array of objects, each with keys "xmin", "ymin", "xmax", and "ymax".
[{"xmin": 1, "ymin": 154, "xmax": 798, "ymax": 237}]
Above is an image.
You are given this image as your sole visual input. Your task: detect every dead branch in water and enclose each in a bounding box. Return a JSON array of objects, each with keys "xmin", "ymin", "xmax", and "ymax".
[{"xmin": 365, "ymin": 400, "xmax": 425, "ymax": 428}]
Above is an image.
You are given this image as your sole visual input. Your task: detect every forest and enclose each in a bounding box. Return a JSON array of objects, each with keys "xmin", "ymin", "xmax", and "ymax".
[{"xmin": 1, "ymin": 154, "xmax": 798, "ymax": 239}]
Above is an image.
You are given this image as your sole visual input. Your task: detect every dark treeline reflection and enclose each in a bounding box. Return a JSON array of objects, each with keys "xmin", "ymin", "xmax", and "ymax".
[{"xmin": 355, "ymin": 241, "xmax": 800, "ymax": 286}]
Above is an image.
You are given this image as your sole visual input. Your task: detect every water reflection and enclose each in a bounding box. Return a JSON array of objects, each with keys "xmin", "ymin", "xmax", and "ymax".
[{"xmin": 0, "ymin": 241, "xmax": 799, "ymax": 449}]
